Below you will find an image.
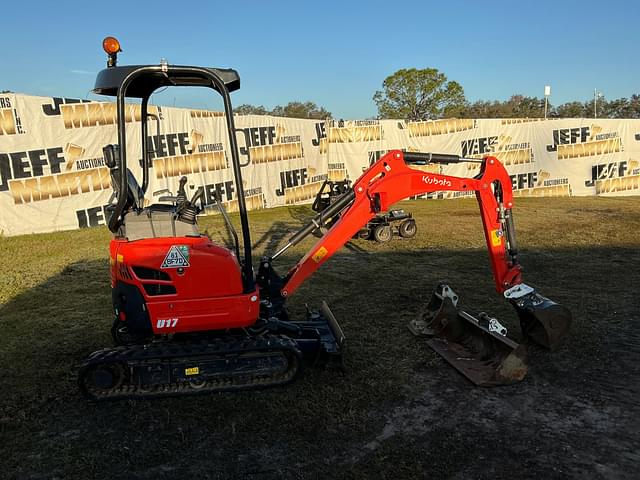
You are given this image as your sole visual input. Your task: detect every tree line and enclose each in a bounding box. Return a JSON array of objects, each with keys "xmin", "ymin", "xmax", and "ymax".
[
  {"xmin": 235, "ymin": 101, "xmax": 331, "ymax": 119},
  {"xmin": 5, "ymin": 67, "xmax": 638, "ymax": 119},
  {"xmin": 454, "ymin": 94, "xmax": 640, "ymax": 119},
  {"xmin": 235, "ymin": 68, "xmax": 640, "ymax": 120},
  {"xmin": 373, "ymin": 68, "xmax": 640, "ymax": 120}
]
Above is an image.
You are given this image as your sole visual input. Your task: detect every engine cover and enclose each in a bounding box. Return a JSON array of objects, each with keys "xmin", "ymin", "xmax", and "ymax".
[{"xmin": 109, "ymin": 235, "xmax": 259, "ymax": 335}]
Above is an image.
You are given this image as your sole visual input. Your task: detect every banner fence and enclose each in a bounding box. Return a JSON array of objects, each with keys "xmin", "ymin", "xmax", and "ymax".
[{"xmin": 1, "ymin": 93, "xmax": 639, "ymax": 236}]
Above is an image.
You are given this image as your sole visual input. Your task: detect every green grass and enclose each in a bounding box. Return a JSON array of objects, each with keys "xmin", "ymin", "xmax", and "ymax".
[{"xmin": 1, "ymin": 196, "xmax": 639, "ymax": 479}]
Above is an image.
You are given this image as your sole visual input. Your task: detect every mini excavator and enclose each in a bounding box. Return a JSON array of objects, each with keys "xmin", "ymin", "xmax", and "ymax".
[{"xmin": 78, "ymin": 38, "xmax": 572, "ymax": 400}]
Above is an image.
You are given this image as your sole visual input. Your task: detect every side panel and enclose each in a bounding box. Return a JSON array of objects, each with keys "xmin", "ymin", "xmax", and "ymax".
[
  {"xmin": 146, "ymin": 292, "xmax": 260, "ymax": 333},
  {"xmin": 109, "ymin": 235, "xmax": 260, "ymax": 333}
]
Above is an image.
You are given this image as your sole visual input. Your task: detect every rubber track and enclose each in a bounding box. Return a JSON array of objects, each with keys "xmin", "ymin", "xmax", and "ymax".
[{"xmin": 77, "ymin": 334, "xmax": 302, "ymax": 401}]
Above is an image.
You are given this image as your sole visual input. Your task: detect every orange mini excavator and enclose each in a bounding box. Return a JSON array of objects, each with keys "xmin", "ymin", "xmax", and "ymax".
[{"xmin": 78, "ymin": 38, "xmax": 571, "ymax": 400}]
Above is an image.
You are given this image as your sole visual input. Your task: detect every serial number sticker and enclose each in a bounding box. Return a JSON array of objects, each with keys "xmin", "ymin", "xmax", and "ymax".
[
  {"xmin": 185, "ymin": 367, "xmax": 199, "ymax": 376},
  {"xmin": 312, "ymin": 246, "xmax": 328, "ymax": 263}
]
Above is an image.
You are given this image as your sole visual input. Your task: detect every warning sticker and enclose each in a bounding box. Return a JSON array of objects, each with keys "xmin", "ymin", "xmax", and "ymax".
[
  {"xmin": 312, "ymin": 246, "xmax": 328, "ymax": 263},
  {"xmin": 491, "ymin": 229, "xmax": 503, "ymax": 247},
  {"xmin": 161, "ymin": 245, "xmax": 190, "ymax": 268}
]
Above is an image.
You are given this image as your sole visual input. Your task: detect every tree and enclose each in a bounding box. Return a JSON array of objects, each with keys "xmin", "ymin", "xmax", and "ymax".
[
  {"xmin": 234, "ymin": 101, "xmax": 331, "ymax": 119},
  {"xmin": 271, "ymin": 101, "xmax": 331, "ymax": 119},
  {"xmin": 372, "ymin": 68, "xmax": 466, "ymax": 120},
  {"xmin": 460, "ymin": 95, "xmax": 547, "ymax": 119},
  {"xmin": 554, "ymin": 101, "xmax": 587, "ymax": 118},
  {"xmin": 596, "ymin": 96, "xmax": 640, "ymax": 118},
  {"xmin": 444, "ymin": 92, "xmax": 640, "ymax": 119},
  {"xmin": 460, "ymin": 100, "xmax": 506, "ymax": 118},
  {"xmin": 509, "ymin": 95, "xmax": 546, "ymax": 117},
  {"xmin": 235, "ymin": 104, "xmax": 270, "ymax": 116}
]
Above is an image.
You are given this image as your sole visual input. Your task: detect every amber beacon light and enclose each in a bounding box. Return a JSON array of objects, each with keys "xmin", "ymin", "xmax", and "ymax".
[{"xmin": 102, "ymin": 36, "xmax": 122, "ymax": 67}]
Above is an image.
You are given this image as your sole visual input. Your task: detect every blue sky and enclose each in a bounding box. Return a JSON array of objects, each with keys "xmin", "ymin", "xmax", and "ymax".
[{"xmin": 1, "ymin": 0, "xmax": 638, "ymax": 119}]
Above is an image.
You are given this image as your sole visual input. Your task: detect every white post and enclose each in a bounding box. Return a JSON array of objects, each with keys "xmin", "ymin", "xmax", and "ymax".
[{"xmin": 544, "ymin": 85, "xmax": 551, "ymax": 119}]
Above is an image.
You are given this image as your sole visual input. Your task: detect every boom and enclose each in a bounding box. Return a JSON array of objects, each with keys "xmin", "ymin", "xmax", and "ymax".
[{"xmin": 280, "ymin": 150, "xmax": 522, "ymax": 298}]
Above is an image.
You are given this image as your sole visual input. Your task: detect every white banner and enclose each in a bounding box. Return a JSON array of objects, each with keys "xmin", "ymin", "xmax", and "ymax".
[{"xmin": 1, "ymin": 93, "xmax": 639, "ymax": 236}]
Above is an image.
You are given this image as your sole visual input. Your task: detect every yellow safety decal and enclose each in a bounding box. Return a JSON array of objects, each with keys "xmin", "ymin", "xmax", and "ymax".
[
  {"xmin": 312, "ymin": 246, "xmax": 329, "ymax": 263},
  {"xmin": 185, "ymin": 367, "xmax": 199, "ymax": 376},
  {"xmin": 116, "ymin": 254, "xmax": 124, "ymax": 263},
  {"xmin": 491, "ymin": 229, "xmax": 503, "ymax": 247}
]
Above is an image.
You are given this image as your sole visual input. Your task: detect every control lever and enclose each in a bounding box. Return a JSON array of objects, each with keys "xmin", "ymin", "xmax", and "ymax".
[{"xmin": 175, "ymin": 176, "xmax": 188, "ymax": 210}]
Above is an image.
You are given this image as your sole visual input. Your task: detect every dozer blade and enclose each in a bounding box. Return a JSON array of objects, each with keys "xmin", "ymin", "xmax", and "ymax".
[
  {"xmin": 408, "ymin": 284, "xmax": 528, "ymax": 386},
  {"xmin": 504, "ymin": 284, "xmax": 572, "ymax": 351}
]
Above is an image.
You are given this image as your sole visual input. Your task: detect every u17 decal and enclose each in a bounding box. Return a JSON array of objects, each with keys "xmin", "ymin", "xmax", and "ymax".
[{"xmin": 156, "ymin": 318, "xmax": 178, "ymax": 329}]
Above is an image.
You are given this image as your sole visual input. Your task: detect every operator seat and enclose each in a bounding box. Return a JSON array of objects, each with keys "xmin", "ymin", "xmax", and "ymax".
[
  {"xmin": 102, "ymin": 144, "xmax": 199, "ymax": 240},
  {"xmin": 111, "ymin": 165, "xmax": 145, "ymax": 212},
  {"xmin": 103, "ymin": 144, "xmax": 144, "ymax": 213}
]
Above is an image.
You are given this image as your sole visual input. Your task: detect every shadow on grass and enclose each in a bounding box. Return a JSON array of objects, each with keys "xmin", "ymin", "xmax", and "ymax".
[{"xmin": 0, "ymin": 245, "xmax": 638, "ymax": 479}]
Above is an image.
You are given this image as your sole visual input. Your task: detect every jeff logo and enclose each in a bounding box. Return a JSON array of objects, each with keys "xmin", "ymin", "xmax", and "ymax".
[
  {"xmin": 239, "ymin": 125, "xmax": 303, "ymax": 163},
  {"xmin": 510, "ymin": 170, "xmax": 571, "ymax": 197},
  {"xmin": 461, "ymin": 135, "xmax": 532, "ymax": 168},
  {"xmin": 585, "ymin": 161, "xmax": 629, "ymax": 187},
  {"xmin": 161, "ymin": 245, "xmax": 190, "ymax": 268},
  {"xmin": 546, "ymin": 125, "xmax": 621, "ymax": 159},
  {"xmin": 276, "ymin": 167, "xmax": 326, "ymax": 204},
  {"xmin": 546, "ymin": 127, "xmax": 590, "ymax": 152},
  {"xmin": 586, "ymin": 159, "xmax": 640, "ymax": 194},
  {"xmin": 239, "ymin": 126, "xmax": 278, "ymax": 155},
  {"xmin": 461, "ymin": 136, "xmax": 497, "ymax": 157},
  {"xmin": 276, "ymin": 168, "xmax": 308, "ymax": 196}
]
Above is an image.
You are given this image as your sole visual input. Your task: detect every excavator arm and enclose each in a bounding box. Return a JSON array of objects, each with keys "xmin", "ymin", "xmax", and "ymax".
[
  {"xmin": 267, "ymin": 150, "xmax": 570, "ymax": 369},
  {"xmin": 280, "ymin": 150, "xmax": 521, "ymax": 298}
]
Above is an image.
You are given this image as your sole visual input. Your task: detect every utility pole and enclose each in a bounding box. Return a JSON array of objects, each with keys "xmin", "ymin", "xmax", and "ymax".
[
  {"xmin": 544, "ymin": 85, "xmax": 551, "ymax": 119},
  {"xmin": 594, "ymin": 88, "xmax": 603, "ymax": 118}
]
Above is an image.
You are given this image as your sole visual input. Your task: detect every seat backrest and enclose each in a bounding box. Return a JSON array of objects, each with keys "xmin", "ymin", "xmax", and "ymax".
[{"xmin": 109, "ymin": 166, "xmax": 145, "ymax": 212}]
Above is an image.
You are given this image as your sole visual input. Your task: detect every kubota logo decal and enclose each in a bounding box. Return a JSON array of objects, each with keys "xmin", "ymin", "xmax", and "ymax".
[{"xmin": 422, "ymin": 175, "xmax": 452, "ymax": 188}]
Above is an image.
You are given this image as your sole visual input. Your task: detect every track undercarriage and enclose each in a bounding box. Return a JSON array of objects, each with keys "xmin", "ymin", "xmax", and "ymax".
[
  {"xmin": 78, "ymin": 334, "xmax": 302, "ymax": 401},
  {"xmin": 79, "ymin": 302, "xmax": 344, "ymax": 401}
]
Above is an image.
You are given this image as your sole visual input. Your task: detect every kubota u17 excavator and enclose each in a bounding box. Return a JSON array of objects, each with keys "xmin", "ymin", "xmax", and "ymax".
[{"xmin": 77, "ymin": 38, "xmax": 572, "ymax": 400}]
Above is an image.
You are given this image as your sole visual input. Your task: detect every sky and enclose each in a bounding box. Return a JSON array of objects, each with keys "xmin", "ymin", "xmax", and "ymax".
[{"xmin": 1, "ymin": 0, "xmax": 639, "ymax": 119}]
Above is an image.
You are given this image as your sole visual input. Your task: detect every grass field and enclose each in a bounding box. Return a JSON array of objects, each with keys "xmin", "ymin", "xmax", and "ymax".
[{"xmin": 1, "ymin": 196, "xmax": 639, "ymax": 479}]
